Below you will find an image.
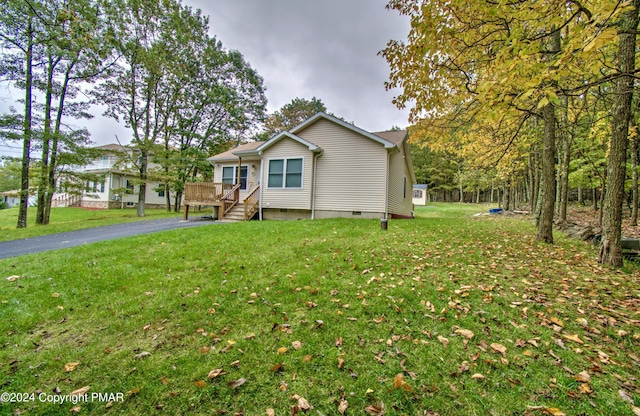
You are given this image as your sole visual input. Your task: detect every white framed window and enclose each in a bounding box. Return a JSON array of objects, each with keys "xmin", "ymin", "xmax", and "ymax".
[
  {"xmin": 221, "ymin": 165, "xmax": 248, "ymax": 190},
  {"xmin": 413, "ymin": 190, "xmax": 422, "ymax": 198},
  {"xmin": 267, "ymin": 158, "xmax": 303, "ymax": 189}
]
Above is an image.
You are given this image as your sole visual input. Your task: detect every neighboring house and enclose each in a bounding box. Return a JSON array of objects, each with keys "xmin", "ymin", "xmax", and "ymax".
[
  {"xmin": 185, "ymin": 112, "xmax": 416, "ymax": 221},
  {"xmin": 53, "ymin": 144, "xmax": 167, "ymax": 209},
  {"xmin": 0, "ymin": 190, "xmax": 23, "ymax": 208},
  {"xmin": 412, "ymin": 184, "xmax": 428, "ymax": 206}
]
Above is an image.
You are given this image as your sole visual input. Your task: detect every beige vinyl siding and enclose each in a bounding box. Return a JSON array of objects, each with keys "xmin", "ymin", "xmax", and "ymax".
[
  {"xmin": 297, "ymin": 119, "xmax": 387, "ymax": 213},
  {"xmin": 213, "ymin": 160, "xmax": 261, "ymax": 200},
  {"xmin": 387, "ymin": 142, "xmax": 413, "ymax": 216},
  {"xmin": 261, "ymin": 138, "xmax": 313, "ymax": 209}
]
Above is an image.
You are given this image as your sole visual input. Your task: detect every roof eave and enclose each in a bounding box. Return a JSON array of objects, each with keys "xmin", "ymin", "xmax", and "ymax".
[{"xmin": 256, "ymin": 131, "xmax": 321, "ymax": 153}]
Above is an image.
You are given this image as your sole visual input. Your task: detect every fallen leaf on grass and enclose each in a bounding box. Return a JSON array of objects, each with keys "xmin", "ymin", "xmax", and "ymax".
[
  {"xmin": 292, "ymin": 394, "xmax": 313, "ymax": 410},
  {"xmin": 632, "ymin": 406, "xmax": 640, "ymax": 416},
  {"xmin": 159, "ymin": 377, "xmax": 169, "ymax": 385},
  {"xmin": 561, "ymin": 334, "xmax": 584, "ymax": 344},
  {"xmin": 126, "ymin": 387, "xmax": 140, "ymax": 396},
  {"xmin": 194, "ymin": 380, "xmax": 206, "ymax": 388},
  {"xmin": 270, "ymin": 363, "xmax": 284, "ymax": 373},
  {"xmin": 208, "ymin": 369, "xmax": 224, "ymax": 379},
  {"xmin": 134, "ymin": 351, "xmax": 151, "ymax": 359},
  {"xmin": 579, "ymin": 383, "xmax": 592, "ymax": 394},
  {"xmin": 70, "ymin": 405, "xmax": 81, "ymax": 413},
  {"xmin": 71, "ymin": 386, "xmax": 90, "ymax": 396},
  {"xmin": 302, "ymin": 355, "xmax": 313, "ymax": 363},
  {"xmin": 575, "ymin": 371, "xmax": 590, "ymax": 383},
  {"xmin": 471, "ymin": 373, "xmax": 486, "ymax": 379},
  {"xmin": 364, "ymin": 403, "xmax": 385, "ymax": 415},
  {"xmin": 620, "ymin": 389, "xmax": 634, "ymax": 403},
  {"xmin": 51, "ymin": 292, "xmax": 60, "ymax": 298},
  {"xmin": 5, "ymin": 275, "xmax": 20, "ymax": 282},
  {"xmin": 526, "ymin": 406, "xmax": 565, "ymax": 416},
  {"xmin": 64, "ymin": 362, "xmax": 80, "ymax": 372},
  {"xmin": 200, "ymin": 346, "xmax": 210, "ymax": 354},
  {"xmin": 277, "ymin": 347, "xmax": 288, "ymax": 354},
  {"xmin": 266, "ymin": 409, "xmax": 275, "ymax": 416},
  {"xmin": 338, "ymin": 398, "xmax": 348, "ymax": 414},
  {"xmin": 455, "ymin": 329, "xmax": 475, "ymax": 339},
  {"xmin": 227, "ymin": 378, "xmax": 246, "ymax": 389},
  {"xmin": 337, "ymin": 356, "xmax": 345, "ymax": 369},
  {"xmin": 550, "ymin": 317, "xmax": 564, "ymax": 328},
  {"xmin": 393, "ymin": 373, "xmax": 413, "ymax": 392},
  {"xmin": 292, "ymin": 341, "xmax": 302, "ymax": 350},
  {"xmin": 437, "ymin": 335, "xmax": 449, "ymax": 348},
  {"xmin": 490, "ymin": 343, "xmax": 507, "ymax": 356}
]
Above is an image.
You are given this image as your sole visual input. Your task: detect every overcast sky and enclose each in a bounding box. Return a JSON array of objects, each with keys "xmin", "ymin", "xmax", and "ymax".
[{"xmin": 0, "ymin": 0, "xmax": 410, "ymax": 158}]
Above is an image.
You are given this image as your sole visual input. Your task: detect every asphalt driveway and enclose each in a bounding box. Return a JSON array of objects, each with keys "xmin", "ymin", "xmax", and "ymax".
[{"xmin": 0, "ymin": 217, "xmax": 218, "ymax": 259}]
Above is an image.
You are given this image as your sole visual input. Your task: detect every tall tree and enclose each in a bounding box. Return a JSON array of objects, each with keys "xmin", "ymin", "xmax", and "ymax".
[
  {"xmin": 96, "ymin": 0, "xmax": 207, "ymax": 217},
  {"xmin": 34, "ymin": 0, "xmax": 113, "ymax": 225},
  {"xmin": 0, "ymin": 1, "xmax": 38, "ymax": 228},
  {"xmin": 599, "ymin": 0, "xmax": 640, "ymax": 267},
  {"xmin": 264, "ymin": 97, "xmax": 326, "ymax": 137}
]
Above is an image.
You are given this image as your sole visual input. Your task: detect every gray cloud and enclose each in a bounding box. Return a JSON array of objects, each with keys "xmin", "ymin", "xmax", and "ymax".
[{"xmin": 198, "ymin": 0, "xmax": 410, "ymax": 131}]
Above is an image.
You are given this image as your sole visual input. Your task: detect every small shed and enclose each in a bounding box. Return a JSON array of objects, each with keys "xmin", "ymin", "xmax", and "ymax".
[{"xmin": 412, "ymin": 184, "xmax": 428, "ymax": 206}]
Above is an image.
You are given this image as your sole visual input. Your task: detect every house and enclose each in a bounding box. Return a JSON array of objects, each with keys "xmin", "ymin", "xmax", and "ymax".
[
  {"xmin": 412, "ymin": 184, "xmax": 428, "ymax": 206},
  {"xmin": 53, "ymin": 144, "xmax": 167, "ymax": 209},
  {"xmin": 184, "ymin": 112, "xmax": 416, "ymax": 221},
  {"xmin": 0, "ymin": 190, "xmax": 22, "ymax": 208}
]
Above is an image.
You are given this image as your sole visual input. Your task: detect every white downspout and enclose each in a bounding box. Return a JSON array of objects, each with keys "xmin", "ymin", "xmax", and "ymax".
[
  {"xmin": 384, "ymin": 151, "xmax": 390, "ymax": 219},
  {"xmin": 258, "ymin": 152, "xmax": 264, "ymax": 221},
  {"xmin": 311, "ymin": 152, "xmax": 320, "ymax": 220}
]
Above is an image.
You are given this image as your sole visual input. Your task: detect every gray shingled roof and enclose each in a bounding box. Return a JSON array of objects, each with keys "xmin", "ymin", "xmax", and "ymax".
[{"xmin": 372, "ymin": 130, "xmax": 407, "ymax": 146}]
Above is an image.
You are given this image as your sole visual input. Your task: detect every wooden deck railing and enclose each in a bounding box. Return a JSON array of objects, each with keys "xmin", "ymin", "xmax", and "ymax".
[
  {"xmin": 243, "ymin": 185, "xmax": 260, "ymax": 221},
  {"xmin": 222, "ymin": 184, "xmax": 241, "ymax": 216},
  {"xmin": 183, "ymin": 182, "xmax": 234, "ymax": 205}
]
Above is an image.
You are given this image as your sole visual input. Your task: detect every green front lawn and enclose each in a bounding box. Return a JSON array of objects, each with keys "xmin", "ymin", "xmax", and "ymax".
[
  {"xmin": 0, "ymin": 207, "xmax": 182, "ymax": 242},
  {"xmin": 0, "ymin": 204, "xmax": 638, "ymax": 415}
]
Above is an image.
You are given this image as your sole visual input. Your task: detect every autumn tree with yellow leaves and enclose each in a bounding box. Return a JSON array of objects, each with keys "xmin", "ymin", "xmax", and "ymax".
[{"xmin": 382, "ymin": 0, "xmax": 639, "ymax": 266}]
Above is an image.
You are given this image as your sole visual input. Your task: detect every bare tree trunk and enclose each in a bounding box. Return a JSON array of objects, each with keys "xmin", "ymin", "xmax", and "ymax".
[
  {"xmin": 137, "ymin": 149, "xmax": 148, "ymax": 217},
  {"xmin": 530, "ymin": 149, "xmax": 540, "ymax": 213},
  {"xmin": 503, "ymin": 183, "xmax": 510, "ymax": 211},
  {"xmin": 458, "ymin": 166, "xmax": 464, "ymax": 203},
  {"xmin": 577, "ymin": 186, "xmax": 582, "ymax": 205},
  {"xmin": 43, "ymin": 70, "xmax": 71, "ymax": 225},
  {"xmin": 537, "ymin": 102, "xmax": 557, "ymax": 243},
  {"xmin": 599, "ymin": 0, "xmax": 640, "ymax": 266},
  {"xmin": 631, "ymin": 118, "xmax": 639, "ymax": 226},
  {"xmin": 174, "ymin": 191, "xmax": 182, "ymax": 212},
  {"xmin": 558, "ymin": 131, "xmax": 571, "ymax": 223},
  {"xmin": 17, "ymin": 16, "xmax": 34, "ymax": 229}
]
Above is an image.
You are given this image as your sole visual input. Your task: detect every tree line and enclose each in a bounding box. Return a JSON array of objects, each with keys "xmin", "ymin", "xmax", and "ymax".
[
  {"xmin": 383, "ymin": 0, "xmax": 640, "ymax": 267},
  {"xmin": 0, "ymin": 0, "xmax": 267, "ymax": 224}
]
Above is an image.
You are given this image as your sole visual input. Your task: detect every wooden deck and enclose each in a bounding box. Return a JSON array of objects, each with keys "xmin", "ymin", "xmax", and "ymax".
[{"xmin": 183, "ymin": 182, "xmax": 260, "ymax": 221}]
